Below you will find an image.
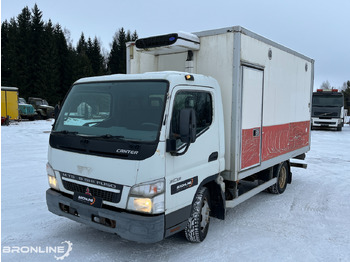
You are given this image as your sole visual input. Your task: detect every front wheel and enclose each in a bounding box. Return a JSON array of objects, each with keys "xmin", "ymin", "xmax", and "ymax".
[{"xmin": 185, "ymin": 187, "xmax": 211, "ymax": 243}]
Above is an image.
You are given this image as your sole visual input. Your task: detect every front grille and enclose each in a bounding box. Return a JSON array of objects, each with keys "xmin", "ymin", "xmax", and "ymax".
[
  {"xmin": 313, "ymin": 111, "xmax": 339, "ymax": 117},
  {"xmin": 62, "ymin": 180, "xmax": 122, "ymax": 203}
]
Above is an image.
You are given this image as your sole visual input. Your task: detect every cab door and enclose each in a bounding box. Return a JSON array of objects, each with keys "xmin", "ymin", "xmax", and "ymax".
[{"xmin": 165, "ymin": 85, "xmax": 220, "ymax": 215}]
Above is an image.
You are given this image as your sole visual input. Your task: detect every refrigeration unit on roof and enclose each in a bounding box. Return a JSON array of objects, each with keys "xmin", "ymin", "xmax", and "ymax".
[{"xmin": 135, "ymin": 31, "xmax": 200, "ymax": 55}]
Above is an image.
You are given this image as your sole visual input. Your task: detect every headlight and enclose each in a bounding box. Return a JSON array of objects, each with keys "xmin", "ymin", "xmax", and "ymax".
[
  {"xmin": 127, "ymin": 179, "xmax": 165, "ymax": 214},
  {"xmin": 46, "ymin": 162, "xmax": 59, "ymax": 190}
]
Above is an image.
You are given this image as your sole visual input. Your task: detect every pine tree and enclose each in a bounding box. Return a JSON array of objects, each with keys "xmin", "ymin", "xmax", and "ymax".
[
  {"xmin": 16, "ymin": 6, "xmax": 33, "ymax": 98},
  {"xmin": 126, "ymin": 30, "xmax": 131, "ymax": 42},
  {"xmin": 77, "ymin": 33, "xmax": 87, "ymax": 55},
  {"xmin": 3, "ymin": 18, "xmax": 21, "ymax": 87},
  {"xmin": 107, "ymin": 27, "xmax": 127, "ymax": 74},
  {"xmin": 131, "ymin": 30, "xmax": 138, "ymax": 41},
  {"xmin": 107, "ymin": 28, "xmax": 138, "ymax": 75},
  {"xmin": 1, "ymin": 20, "xmax": 13, "ymax": 86},
  {"xmin": 107, "ymin": 32, "xmax": 120, "ymax": 74},
  {"xmin": 54, "ymin": 24, "xmax": 73, "ymax": 101},
  {"xmin": 86, "ymin": 36, "xmax": 93, "ymax": 60},
  {"xmin": 30, "ymin": 4, "xmax": 46, "ymax": 98},
  {"xmin": 91, "ymin": 37, "xmax": 105, "ymax": 75},
  {"xmin": 41, "ymin": 19, "xmax": 59, "ymax": 103},
  {"xmin": 75, "ymin": 33, "xmax": 93, "ymax": 78},
  {"xmin": 116, "ymin": 27, "xmax": 127, "ymax": 74}
]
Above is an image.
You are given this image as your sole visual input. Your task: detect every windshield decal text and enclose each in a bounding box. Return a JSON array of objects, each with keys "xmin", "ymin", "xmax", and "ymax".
[{"xmin": 116, "ymin": 149, "xmax": 139, "ymax": 155}]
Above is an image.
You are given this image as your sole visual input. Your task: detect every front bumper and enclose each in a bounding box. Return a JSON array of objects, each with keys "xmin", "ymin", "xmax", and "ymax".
[
  {"xmin": 46, "ymin": 189, "xmax": 165, "ymax": 243},
  {"xmin": 312, "ymin": 118, "xmax": 341, "ymax": 128}
]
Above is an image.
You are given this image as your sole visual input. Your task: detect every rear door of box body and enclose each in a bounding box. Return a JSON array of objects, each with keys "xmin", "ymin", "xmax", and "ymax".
[{"xmin": 240, "ymin": 66, "xmax": 264, "ymax": 170}]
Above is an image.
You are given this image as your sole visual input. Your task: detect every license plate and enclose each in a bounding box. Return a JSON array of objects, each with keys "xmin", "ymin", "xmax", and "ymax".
[{"xmin": 73, "ymin": 192, "xmax": 103, "ymax": 208}]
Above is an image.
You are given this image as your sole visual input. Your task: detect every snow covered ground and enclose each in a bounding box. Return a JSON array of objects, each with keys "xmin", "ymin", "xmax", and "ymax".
[{"xmin": 1, "ymin": 120, "xmax": 350, "ymax": 262}]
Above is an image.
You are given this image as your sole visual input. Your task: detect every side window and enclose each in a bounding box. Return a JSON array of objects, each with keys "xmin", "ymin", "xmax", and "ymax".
[{"xmin": 170, "ymin": 91, "xmax": 213, "ymax": 145}]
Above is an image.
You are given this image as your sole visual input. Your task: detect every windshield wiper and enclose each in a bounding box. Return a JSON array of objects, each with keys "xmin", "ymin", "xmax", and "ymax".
[
  {"xmin": 86, "ymin": 134, "xmax": 133, "ymax": 143},
  {"xmin": 52, "ymin": 130, "xmax": 79, "ymax": 135},
  {"xmin": 99, "ymin": 134, "xmax": 125, "ymax": 139},
  {"xmin": 81, "ymin": 134, "xmax": 124, "ymax": 139}
]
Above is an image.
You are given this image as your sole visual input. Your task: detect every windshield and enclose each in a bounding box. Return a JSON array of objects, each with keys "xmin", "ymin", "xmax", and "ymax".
[
  {"xmin": 53, "ymin": 81, "xmax": 168, "ymax": 142},
  {"xmin": 19, "ymin": 98, "xmax": 26, "ymax": 104},
  {"xmin": 33, "ymin": 100, "xmax": 49, "ymax": 106},
  {"xmin": 312, "ymin": 94, "xmax": 344, "ymax": 107}
]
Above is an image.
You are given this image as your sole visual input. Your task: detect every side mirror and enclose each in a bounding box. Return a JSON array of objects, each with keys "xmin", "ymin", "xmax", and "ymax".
[
  {"xmin": 179, "ymin": 108, "xmax": 197, "ymax": 143},
  {"xmin": 166, "ymin": 108, "xmax": 197, "ymax": 156}
]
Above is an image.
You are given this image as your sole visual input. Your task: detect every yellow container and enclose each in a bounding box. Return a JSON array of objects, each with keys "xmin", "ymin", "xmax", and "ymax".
[{"xmin": 1, "ymin": 86, "xmax": 19, "ymax": 120}]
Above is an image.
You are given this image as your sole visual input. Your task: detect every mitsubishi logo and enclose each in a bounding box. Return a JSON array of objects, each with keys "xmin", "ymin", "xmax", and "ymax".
[{"xmin": 85, "ymin": 187, "xmax": 92, "ymax": 196}]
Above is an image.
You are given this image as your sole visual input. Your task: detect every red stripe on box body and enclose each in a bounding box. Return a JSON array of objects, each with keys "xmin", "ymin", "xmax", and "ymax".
[
  {"xmin": 261, "ymin": 121, "xmax": 310, "ymax": 161},
  {"xmin": 241, "ymin": 121, "xmax": 310, "ymax": 169}
]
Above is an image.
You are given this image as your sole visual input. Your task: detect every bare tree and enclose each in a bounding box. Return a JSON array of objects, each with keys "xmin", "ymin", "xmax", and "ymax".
[{"xmin": 320, "ymin": 80, "xmax": 331, "ymax": 90}]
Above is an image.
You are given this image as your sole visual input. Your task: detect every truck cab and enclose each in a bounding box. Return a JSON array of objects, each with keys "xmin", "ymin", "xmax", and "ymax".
[
  {"xmin": 311, "ymin": 89, "xmax": 345, "ymax": 131},
  {"xmin": 28, "ymin": 97, "xmax": 54, "ymax": 119},
  {"xmin": 18, "ymin": 97, "xmax": 36, "ymax": 120},
  {"xmin": 47, "ymin": 72, "xmax": 224, "ymax": 243}
]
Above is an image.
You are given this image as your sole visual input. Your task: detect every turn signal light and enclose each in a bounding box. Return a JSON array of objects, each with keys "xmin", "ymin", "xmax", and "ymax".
[{"xmin": 185, "ymin": 74, "xmax": 194, "ymax": 81}]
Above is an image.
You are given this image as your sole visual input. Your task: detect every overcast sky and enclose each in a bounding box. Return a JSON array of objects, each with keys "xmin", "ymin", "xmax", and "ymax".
[{"xmin": 1, "ymin": 0, "xmax": 349, "ymax": 89}]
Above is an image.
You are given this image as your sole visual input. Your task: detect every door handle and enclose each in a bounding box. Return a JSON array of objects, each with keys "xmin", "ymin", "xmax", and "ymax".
[
  {"xmin": 208, "ymin": 152, "xmax": 218, "ymax": 162},
  {"xmin": 253, "ymin": 128, "xmax": 260, "ymax": 137}
]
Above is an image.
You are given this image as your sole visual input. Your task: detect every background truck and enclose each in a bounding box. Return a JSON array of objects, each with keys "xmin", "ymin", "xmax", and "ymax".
[
  {"xmin": 1, "ymin": 86, "xmax": 19, "ymax": 125},
  {"xmin": 311, "ymin": 89, "xmax": 345, "ymax": 131},
  {"xmin": 18, "ymin": 97, "xmax": 36, "ymax": 120},
  {"xmin": 28, "ymin": 97, "xmax": 54, "ymax": 119},
  {"xmin": 46, "ymin": 26, "xmax": 314, "ymax": 243}
]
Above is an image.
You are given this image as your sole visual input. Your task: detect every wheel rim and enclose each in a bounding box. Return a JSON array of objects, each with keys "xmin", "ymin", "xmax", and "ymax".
[
  {"xmin": 278, "ymin": 166, "xmax": 287, "ymax": 189},
  {"xmin": 200, "ymin": 197, "xmax": 210, "ymax": 232}
]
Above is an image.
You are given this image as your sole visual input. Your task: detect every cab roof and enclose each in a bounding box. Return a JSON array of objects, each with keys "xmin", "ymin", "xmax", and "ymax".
[{"xmin": 74, "ymin": 71, "xmax": 219, "ymax": 89}]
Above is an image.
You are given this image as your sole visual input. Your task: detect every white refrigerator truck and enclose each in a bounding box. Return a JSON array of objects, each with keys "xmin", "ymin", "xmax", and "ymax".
[{"xmin": 46, "ymin": 26, "xmax": 314, "ymax": 243}]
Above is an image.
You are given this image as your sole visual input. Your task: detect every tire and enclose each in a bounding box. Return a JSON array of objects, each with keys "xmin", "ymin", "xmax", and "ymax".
[
  {"xmin": 35, "ymin": 113, "xmax": 42, "ymax": 120},
  {"xmin": 268, "ymin": 162, "xmax": 289, "ymax": 194},
  {"xmin": 185, "ymin": 187, "xmax": 211, "ymax": 243}
]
